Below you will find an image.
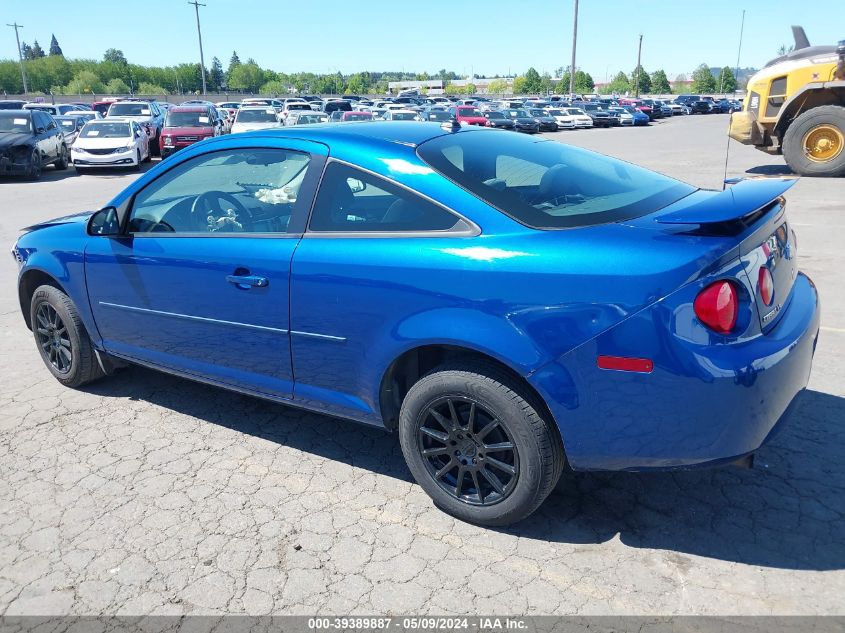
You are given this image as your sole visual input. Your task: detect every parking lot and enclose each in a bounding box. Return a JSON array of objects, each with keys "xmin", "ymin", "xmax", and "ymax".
[{"xmin": 0, "ymin": 114, "xmax": 843, "ymax": 615}]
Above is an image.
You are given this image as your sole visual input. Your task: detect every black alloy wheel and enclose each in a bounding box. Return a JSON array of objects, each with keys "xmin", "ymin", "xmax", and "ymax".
[
  {"xmin": 34, "ymin": 301, "xmax": 72, "ymax": 374},
  {"xmin": 418, "ymin": 396, "xmax": 519, "ymax": 506}
]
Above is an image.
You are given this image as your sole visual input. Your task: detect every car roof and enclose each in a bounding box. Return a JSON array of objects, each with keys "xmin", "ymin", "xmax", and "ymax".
[{"xmin": 235, "ymin": 121, "xmax": 459, "ymax": 149}]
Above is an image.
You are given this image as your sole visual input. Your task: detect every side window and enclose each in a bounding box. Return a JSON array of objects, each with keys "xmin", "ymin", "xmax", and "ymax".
[
  {"xmin": 496, "ymin": 155, "xmax": 545, "ymax": 187},
  {"xmin": 128, "ymin": 148, "xmax": 312, "ymax": 235},
  {"xmin": 309, "ymin": 162, "xmax": 460, "ymax": 233},
  {"xmin": 765, "ymin": 76, "xmax": 788, "ymax": 118},
  {"xmin": 46, "ymin": 116, "xmax": 57, "ymax": 131}
]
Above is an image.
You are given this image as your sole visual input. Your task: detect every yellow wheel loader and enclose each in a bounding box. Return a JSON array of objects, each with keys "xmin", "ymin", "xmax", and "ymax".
[{"xmin": 729, "ymin": 26, "xmax": 845, "ymax": 176}]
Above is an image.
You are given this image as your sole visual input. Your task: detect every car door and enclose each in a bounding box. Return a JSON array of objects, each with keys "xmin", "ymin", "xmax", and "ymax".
[
  {"xmin": 289, "ymin": 160, "xmax": 476, "ymax": 423},
  {"xmin": 32, "ymin": 112, "xmax": 53, "ymax": 163},
  {"xmin": 85, "ymin": 141, "xmax": 326, "ymax": 399}
]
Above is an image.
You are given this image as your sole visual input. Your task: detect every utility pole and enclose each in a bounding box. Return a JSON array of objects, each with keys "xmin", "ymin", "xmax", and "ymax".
[
  {"xmin": 188, "ymin": 1, "xmax": 207, "ymax": 95},
  {"xmin": 568, "ymin": 0, "xmax": 579, "ymax": 96},
  {"xmin": 6, "ymin": 22, "xmax": 28, "ymax": 94},
  {"xmin": 634, "ymin": 34, "xmax": 643, "ymax": 97}
]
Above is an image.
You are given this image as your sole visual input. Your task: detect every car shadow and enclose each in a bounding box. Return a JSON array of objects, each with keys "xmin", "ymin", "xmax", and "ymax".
[
  {"xmin": 84, "ymin": 368, "xmax": 844, "ymax": 571},
  {"xmin": 746, "ymin": 164, "xmax": 795, "ymax": 176}
]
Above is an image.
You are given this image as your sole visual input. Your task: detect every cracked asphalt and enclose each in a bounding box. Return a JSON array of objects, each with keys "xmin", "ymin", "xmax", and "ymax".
[{"xmin": 1, "ymin": 115, "xmax": 843, "ymax": 615}]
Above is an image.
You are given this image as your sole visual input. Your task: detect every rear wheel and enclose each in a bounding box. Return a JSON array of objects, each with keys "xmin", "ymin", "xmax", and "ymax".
[
  {"xmin": 782, "ymin": 105, "xmax": 845, "ymax": 177},
  {"xmin": 30, "ymin": 285, "xmax": 105, "ymax": 388},
  {"xmin": 134, "ymin": 150, "xmax": 142, "ymax": 171},
  {"xmin": 399, "ymin": 363, "xmax": 564, "ymax": 526}
]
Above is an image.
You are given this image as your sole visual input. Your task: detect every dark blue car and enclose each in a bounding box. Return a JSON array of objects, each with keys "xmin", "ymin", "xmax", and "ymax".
[{"xmin": 13, "ymin": 123, "xmax": 819, "ymax": 526}]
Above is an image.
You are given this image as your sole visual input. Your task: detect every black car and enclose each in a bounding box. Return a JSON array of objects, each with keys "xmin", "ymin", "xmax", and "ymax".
[
  {"xmin": 483, "ymin": 111, "xmax": 515, "ymax": 130},
  {"xmin": 580, "ymin": 103, "xmax": 618, "ymax": 127},
  {"xmin": 0, "ymin": 110, "xmax": 69, "ymax": 179},
  {"xmin": 502, "ymin": 108, "xmax": 540, "ymax": 133},
  {"xmin": 526, "ymin": 108, "xmax": 559, "ymax": 132},
  {"xmin": 691, "ymin": 100, "xmax": 713, "ymax": 114},
  {"xmin": 422, "ymin": 109, "xmax": 453, "ymax": 122},
  {"xmin": 713, "ymin": 99, "xmax": 742, "ymax": 113},
  {"xmin": 0, "ymin": 100, "xmax": 27, "ymax": 110}
]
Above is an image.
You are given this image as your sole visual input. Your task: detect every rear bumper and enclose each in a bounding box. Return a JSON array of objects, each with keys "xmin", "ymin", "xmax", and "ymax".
[{"xmin": 530, "ymin": 272, "xmax": 820, "ymax": 471}]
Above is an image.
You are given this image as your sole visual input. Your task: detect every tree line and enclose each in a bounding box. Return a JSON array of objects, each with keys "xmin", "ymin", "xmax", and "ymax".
[
  {"xmin": 0, "ymin": 38, "xmax": 737, "ymax": 97},
  {"xmin": 602, "ymin": 64, "xmax": 738, "ymax": 95}
]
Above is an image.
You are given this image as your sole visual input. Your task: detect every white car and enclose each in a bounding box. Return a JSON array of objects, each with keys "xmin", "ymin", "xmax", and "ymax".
[
  {"xmin": 558, "ymin": 107, "xmax": 594, "ymax": 128},
  {"xmin": 544, "ymin": 109, "xmax": 577, "ymax": 130},
  {"xmin": 383, "ymin": 109, "xmax": 422, "ymax": 121},
  {"xmin": 281, "ymin": 101, "xmax": 315, "ymax": 123},
  {"xmin": 64, "ymin": 111, "xmax": 104, "ymax": 122},
  {"xmin": 669, "ymin": 103, "xmax": 691, "ymax": 115},
  {"xmin": 230, "ymin": 107, "xmax": 282, "ymax": 133},
  {"xmin": 609, "ymin": 107, "xmax": 635, "ymax": 126},
  {"xmin": 287, "ymin": 111, "xmax": 329, "ymax": 125},
  {"xmin": 71, "ymin": 119, "xmax": 150, "ymax": 172},
  {"xmin": 215, "ymin": 108, "xmax": 233, "ymax": 133}
]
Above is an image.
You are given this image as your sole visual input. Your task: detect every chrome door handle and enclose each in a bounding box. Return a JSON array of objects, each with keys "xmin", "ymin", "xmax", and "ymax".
[{"xmin": 226, "ymin": 274, "xmax": 268, "ymax": 288}]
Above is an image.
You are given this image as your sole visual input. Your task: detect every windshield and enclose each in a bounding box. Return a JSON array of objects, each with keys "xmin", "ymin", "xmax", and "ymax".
[
  {"xmin": 458, "ymin": 108, "xmax": 483, "ymax": 117},
  {"xmin": 287, "ymin": 103, "xmax": 312, "ymax": 111},
  {"xmin": 81, "ymin": 122, "xmax": 130, "ymax": 138},
  {"xmin": 345, "ymin": 113, "xmax": 372, "ymax": 121},
  {"xmin": 0, "ymin": 113, "xmax": 31, "ymax": 133},
  {"xmin": 528, "ymin": 109, "xmax": 546, "ymax": 116},
  {"xmin": 296, "ymin": 114, "xmax": 328, "ymax": 124},
  {"xmin": 166, "ymin": 111, "xmax": 213, "ymax": 127},
  {"xmin": 486, "ymin": 111, "xmax": 506, "ymax": 119},
  {"xmin": 426, "ymin": 111, "xmax": 451, "ymax": 121},
  {"xmin": 109, "ymin": 103, "xmax": 151, "ymax": 117},
  {"xmin": 68, "ymin": 112, "xmax": 96, "ymax": 120},
  {"xmin": 507, "ymin": 109, "xmax": 528, "ymax": 118},
  {"xmin": 566, "ymin": 109, "xmax": 586, "ymax": 115},
  {"xmin": 237, "ymin": 109, "xmax": 277, "ymax": 123},
  {"xmin": 57, "ymin": 118, "xmax": 78, "ymax": 131},
  {"xmin": 417, "ymin": 131, "xmax": 695, "ymax": 229}
]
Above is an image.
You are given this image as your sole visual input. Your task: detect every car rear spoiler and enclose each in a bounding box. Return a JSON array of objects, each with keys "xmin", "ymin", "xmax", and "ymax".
[{"xmin": 655, "ymin": 177, "xmax": 798, "ymax": 225}]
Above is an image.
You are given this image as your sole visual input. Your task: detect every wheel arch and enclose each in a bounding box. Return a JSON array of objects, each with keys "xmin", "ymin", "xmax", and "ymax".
[
  {"xmin": 378, "ymin": 343, "xmax": 560, "ymax": 442},
  {"xmin": 18, "ymin": 267, "xmax": 67, "ymax": 330},
  {"xmin": 774, "ymin": 82, "xmax": 845, "ymax": 138}
]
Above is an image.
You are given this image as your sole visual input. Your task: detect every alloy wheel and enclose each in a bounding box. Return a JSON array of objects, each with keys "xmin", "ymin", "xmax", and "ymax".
[
  {"xmin": 34, "ymin": 302, "xmax": 72, "ymax": 374},
  {"xmin": 418, "ymin": 396, "xmax": 519, "ymax": 506}
]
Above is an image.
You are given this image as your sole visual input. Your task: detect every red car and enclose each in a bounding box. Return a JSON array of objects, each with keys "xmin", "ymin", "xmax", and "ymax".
[
  {"xmin": 618, "ymin": 98, "xmax": 654, "ymax": 120},
  {"xmin": 449, "ymin": 105, "xmax": 488, "ymax": 126},
  {"xmin": 159, "ymin": 105, "xmax": 220, "ymax": 158}
]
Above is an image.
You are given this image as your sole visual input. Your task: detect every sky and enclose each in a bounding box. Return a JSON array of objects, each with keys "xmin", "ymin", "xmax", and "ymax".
[{"xmin": 3, "ymin": 0, "xmax": 844, "ymax": 80}]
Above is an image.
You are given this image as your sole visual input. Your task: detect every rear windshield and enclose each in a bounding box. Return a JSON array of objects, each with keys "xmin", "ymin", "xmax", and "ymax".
[
  {"xmin": 417, "ymin": 131, "xmax": 695, "ymax": 229},
  {"xmin": 237, "ymin": 109, "xmax": 277, "ymax": 123},
  {"xmin": 166, "ymin": 111, "xmax": 212, "ymax": 127}
]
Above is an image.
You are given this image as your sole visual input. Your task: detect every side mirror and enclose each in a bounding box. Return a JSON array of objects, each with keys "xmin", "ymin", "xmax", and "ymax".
[
  {"xmin": 36, "ymin": 127, "xmax": 45, "ymax": 134},
  {"xmin": 87, "ymin": 206, "xmax": 121, "ymax": 236}
]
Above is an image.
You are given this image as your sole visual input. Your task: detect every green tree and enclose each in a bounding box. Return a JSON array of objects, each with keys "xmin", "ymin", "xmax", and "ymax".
[
  {"xmin": 717, "ymin": 66, "xmax": 737, "ymax": 94},
  {"xmin": 0, "ymin": 60, "xmax": 24, "ymax": 93},
  {"xmin": 554, "ymin": 71, "xmax": 571, "ymax": 94},
  {"xmin": 573, "ymin": 70, "xmax": 594, "ymax": 92},
  {"xmin": 49, "ymin": 35, "xmax": 63, "ymax": 56},
  {"xmin": 464, "ymin": 82, "xmax": 477, "ymax": 95},
  {"xmin": 31, "ymin": 41, "xmax": 46, "ymax": 59},
  {"xmin": 444, "ymin": 82, "xmax": 463, "ymax": 96},
  {"xmin": 105, "ymin": 78, "xmax": 130, "ymax": 94},
  {"xmin": 607, "ymin": 71, "xmax": 631, "ymax": 95},
  {"xmin": 26, "ymin": 55, "xmax": 72, "ymax": 93},
  {"xmin": 512, "ymin": 75, "xmax": 528, "ymax": 94},
  {"xmin": 103, "ymin": 48, "xmax": 128, "ymax": 65},
  {"xmin": 522, "ymin": 67, "xmax": 543, "ymax": 93},
  {"xmin": 691, "ymin": 63, "xmax": 716, "ymax": 93},
  {"xmin": 671, "ymin": 74, "xmax": 688, "ymax": 94},
  {"xmin": 65, "ymin": 70, "xmax": 104, "ymax": 95},
  {"xmin": 486, "ymin": 78, "xmax": 508, "ymax": 94},
  {"xmin": 227, "ymin": 50, "xmax": 241, "ymax": 83},
  {"xmin": 650, "ymin": 69, "xmax": 671, "ymax": 94},
  {"xmin": 209, "ymin": 57, "xmax": 224, "ymax": 90},
  {"xmin": 138, "ymin": 81, "xmax": 166, "ymax": 95},
  {"xmin": 20, "ymin": 42, "xmax": 33, "ymax": 60},
  {"xmin": 630, "ymin": 65, "xmax": 651, "ymax": 94},
  {"xmin": 539, "ymin": 73, "xmax": 554, "ymax": 94},
  {"xmin": 260, "ymin": 80, "xmax": 285, "ymax": 95}
]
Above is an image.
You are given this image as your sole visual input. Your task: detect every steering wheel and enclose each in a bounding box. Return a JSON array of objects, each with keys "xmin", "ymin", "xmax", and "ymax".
[{"xmin": 190, "ymin": 190, "xmax": 252, "ymax": 233}]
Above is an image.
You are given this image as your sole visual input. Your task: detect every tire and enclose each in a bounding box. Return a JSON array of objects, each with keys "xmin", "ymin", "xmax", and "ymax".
[
  {"xmin": 30, "ymin": 285, "xmax": 105, "ymax": 389},
  {"xmin": 134, "ymin": 150, "xmax": 142, "ymax": 171},
  {"xmin": 782, "ymin": 105, "xmax": 845, "ymax": 177},
  {"xmin": 399, "ymin": 362, "xmax": 564, "ymax": 526},
  {"xmin": 27, "ymin": 150, "xmax": 42, "ymax": 180},
  {"xmin": 143, "ymin": 146, "xmax": 152, "ymax": 163},
  {"xmin": 150, "ymin": 131, "xmax": 161, "ymax": 157},
  {"xmin": 55, "ymin": 145, "xmax": 68, "ymax": 170}
]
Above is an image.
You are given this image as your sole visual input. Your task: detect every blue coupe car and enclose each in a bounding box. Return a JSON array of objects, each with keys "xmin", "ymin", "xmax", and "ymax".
[{"xmin": 13, "ymin": 122, "xmax": 819, "ymax": 526}]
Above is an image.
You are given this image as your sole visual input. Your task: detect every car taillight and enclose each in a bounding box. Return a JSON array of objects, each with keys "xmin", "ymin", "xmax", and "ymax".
[
  {"xmin": 758, "ymin": 267, "xmax": 774, "ymax": 306},
  {"xmin": 694, "ymin": 280, "xmax": 738, "ymax": 334}
]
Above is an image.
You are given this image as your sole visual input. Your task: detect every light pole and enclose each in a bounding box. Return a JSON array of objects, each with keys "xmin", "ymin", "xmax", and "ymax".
[
  {"xmin": 568, "ymin": 0, "xmax": 578, "ymax": 96},
  {"xmin": 634, "ymin": 34, "xmax": 643, "ymax": 97},
  {"xmin": 188, "ymin": 1, "xmax": 207, "ymax": 95},
  {"xmin": 6, "ymin": 22, "xmax": 28, "ymax": 94}
]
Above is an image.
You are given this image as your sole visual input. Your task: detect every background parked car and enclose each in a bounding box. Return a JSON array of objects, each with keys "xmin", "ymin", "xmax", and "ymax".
[
  {"xmin": 502, "ymin": 109, "xmax": 540, "ymax": 133},
  {"xmin": 691, "ymin": 100, "xmax": 714, "ymax": 114},
  {"xmin": 105, "ymin": 100, "xmax": 166, "ymax": 156},
  {"xmin": 54, "ymin": 115, "xmax": 86, "ymax": 146},
  {"xmin": 340, "ymin": 111, "xmax": 375, "ymax": 122},
  {"xmin": 579, "ymin": 103, "xmax": 618, "ymax": 127},
  {"xmin": 287, "ymin": 111, "xmax": 329, "ymax": 125},
  {"xmin": 160, "ymin": 105, "xmax": 222, "ymax": 158},
  {"xmin": 383, "ymin": 110, "xmax": 421, "ymax": 121},
  {"xmin": 449, "ymin": 106, "xmax": 488, "ymax": 126},
  {"xmin": 482, "ymin": 111, "xmax": 515, "ymax": 129},
  {"xmin": 231, "ymin": 106, "xmax": 281, "ymax": 133},
  {"xmin": 0, "ymin": 109, "xmax": 68, "ymax": 179},
  {"xmin": 23, "ymin": 103, "xmax": 80, "ymax": 117},
  {"xmin": 71, "ymin": 119, "xmax": 150, "ymax": 172},
  {"xmin": 64, "ymin": 111, "xmax": 104, "ymax": 122}
]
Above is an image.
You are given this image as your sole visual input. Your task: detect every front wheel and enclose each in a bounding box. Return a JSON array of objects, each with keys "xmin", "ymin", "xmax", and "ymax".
[
  {"xmin": 782, "ymin": 105, "xmax": 845, "ymax": 177},
  {"xmin": 27, "ymin": 150, "xmax": 42, "ymax": 180},
  {"xmin": 399, "ymin": 363, "xmax": 564, "ymax": 526},
  {"xmin": 30, "ymin": 285, "xmax": 105, "ymax": 388},
  {"xmin": 55, "ymin": 145, "xmax": 68, "ymax": 170}
]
